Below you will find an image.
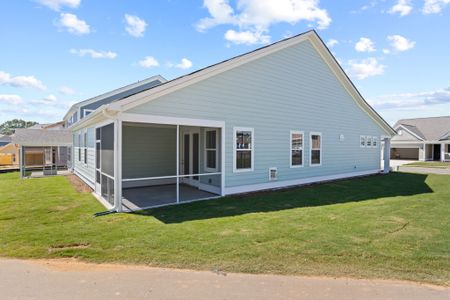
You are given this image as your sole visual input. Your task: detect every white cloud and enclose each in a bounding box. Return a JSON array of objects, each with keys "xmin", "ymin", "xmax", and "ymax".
[
  {"xmin": 368, "ymin": 87, "xmax": 450, "ymax": 110},
  {"xmin": 138, "ymin": 56, "xmax": 159, "ymax": 68},
  {"xmin": 32, "ymin": 94, "xmax": 58, "ymax": 105},
  {"xmin": 70, "ymin": 48, "xmax": 117, "ymax": 59},
  {"xmin": 382, "ymin": 48, "xmax": 391, "ymax": 54},
  {"xmin": 196, "ymin": 0, "xmax": 331, "ymax": 45},
  {"xmin": 224, "ymin": 29, "xmax": 270, "ymax": 45},
  {"xmin": 387, "ymin": 35, "xmax": 415, "ymax": 52},
  {"xmin": 36, "ymin": 0, "xmax": 80, "ymax": 11},
  {"xmin": 423, "ymin": 0, "xmax": 450, "ymax": 14},
  {"xmin": 176, "ymin": 58, "xmax": 193, "ymax": 69},
  {"xmin": 346, "ymin": 57, "xmax": 385, "ymax": 80},
  {"xmin": 355, "ymin": 37, "xmax": 376, "ymax": 52},
  {"xmin": 124, "ymin": 14, "xmax": 147, "ymax": 37},
  {"xmin": 59, "ymin": 86, "xmax": 75, "ymax": 95},
  {"xmin": 58, "ymin": 13, "xmax": 90, "ymax": 35},
  {"xmin": 389, "ymin": 0, "xmax": 413, "ymax": 16},
  {"xmin": 0, "ymin": 94, "xmax": 23, "ymax": 105},
  {"xmin": 326, "ymin": 38, "xmax": 339, "ymax": 48},
  {"xmin": 0, "ymin": 71, "xmax": 46, "ymax": 90}
]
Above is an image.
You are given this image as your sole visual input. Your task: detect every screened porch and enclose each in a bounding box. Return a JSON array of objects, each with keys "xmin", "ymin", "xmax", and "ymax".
[{"xmin": 94, "ymin": 117, "xmax": 224, "ymax": 212}]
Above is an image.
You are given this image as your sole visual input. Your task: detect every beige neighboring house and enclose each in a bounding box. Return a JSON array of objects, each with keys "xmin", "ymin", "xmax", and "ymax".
[{"xmin": 391, "ymin": 116, "xmax": 450, "ymax": 161}]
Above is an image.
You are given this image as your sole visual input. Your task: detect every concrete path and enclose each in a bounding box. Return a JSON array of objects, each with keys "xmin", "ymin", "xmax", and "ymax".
[
  {"xmin": 0, "ymin": 258, "xmax": 448, "ymax": 300},
  {"xmin": 398, "ymin": 166, "xmax": 450, "ymax": 175}
]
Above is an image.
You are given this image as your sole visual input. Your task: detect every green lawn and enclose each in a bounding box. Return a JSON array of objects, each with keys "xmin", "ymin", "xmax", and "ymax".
[
  {"xmin": 405, "ymin": 161, "xmax": 450, "ymax": 169},
  {"xmin": 0, "ymin": 172, "xmax": 449, "ymax": 285}
]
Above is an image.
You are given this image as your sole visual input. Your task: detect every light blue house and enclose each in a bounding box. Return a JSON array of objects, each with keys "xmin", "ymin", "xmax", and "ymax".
[{"xmin": 66, "ymin": 30, "xmax": 395, "ymax": 212}]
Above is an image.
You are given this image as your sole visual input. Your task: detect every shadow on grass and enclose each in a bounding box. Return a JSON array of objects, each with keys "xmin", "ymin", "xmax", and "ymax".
[{"xmin": 133, "ymin": 173, "xmax": 432, "ymax": 224}]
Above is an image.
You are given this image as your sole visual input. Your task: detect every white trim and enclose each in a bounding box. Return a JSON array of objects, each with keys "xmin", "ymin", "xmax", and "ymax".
[
  {"xmin": 393, "ymin": 124, "xmax": 424, "ymax": 141},
  {"xmin": 233, "ymin": 127, "xmax": 254, "ymax": 173},
  {"xmin": 360, "ymin": 135, "xmax": 366, "ymax": 148},
  {"xmin": 204, "ymin": 128, "xmax": 219, "ymax": 172},
  {"xmin": 83, "ymin": 129, "xmax": 88, "ymax": 166},
  {"xmin": 176, "ymin": 125, "xmax": 180, "ymax": 204},
  {"xmin": 366, "ymin": 136, "xmax": 373, "ymax": 148},
  {"xmin": 221, "ymin": 126, "xmax": 225, "ymax": 196},
  {"xmin": 83, "ymin": 109, "xmax": 94, "ymax": 118},
  {"xmin": 309, "ymin": 132, "xmax": 322, "ymax": 167},
  {"xmin": 289, "ymin": 130, "xmax": 304, "ymax": 168},
  {"xmin": 119, "ymin": 112, "xmax": 225, "ymax": 128},
  {"xmin": 225, "ymin": 169, "xmax": 380, "ymax": 195},
  {"xmin": 91, "ymin": 191, "xmax": 114, "ymax": 210},
  {"xmin": 372, "ymin": 136, "xmax": 378, "ymax": 148}
]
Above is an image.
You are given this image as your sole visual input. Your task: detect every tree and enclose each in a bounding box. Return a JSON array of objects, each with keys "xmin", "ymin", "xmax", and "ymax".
[{"xmin": 0, "ymin": 119, "xmax": 38, "ymax": 135}]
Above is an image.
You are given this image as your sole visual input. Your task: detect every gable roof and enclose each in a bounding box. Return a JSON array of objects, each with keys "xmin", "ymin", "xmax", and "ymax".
[
  {"xmin": 63, "ymin": 75, "xmax": 167, "ymax": 120},
  {"xmin": 394, "ymin": 116, "xmax": 450, "ymax": 141},
  {"xmin": 74, "ymin": 30, "xmax": 396, "ymax": 136},
  {"xmin": 12, "ymin": 129, "xmax": 72, "ymax": 147}
]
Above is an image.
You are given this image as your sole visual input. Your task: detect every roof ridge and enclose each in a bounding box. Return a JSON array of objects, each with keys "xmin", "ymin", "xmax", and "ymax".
[{"xmin": 399, "ymin": 115, "xmax": 450, "ymax": 121}]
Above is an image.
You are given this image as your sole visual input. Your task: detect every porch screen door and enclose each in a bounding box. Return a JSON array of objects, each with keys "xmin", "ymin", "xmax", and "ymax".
[{"xmin": 182, "ymin": 131, "xmax": 199, "ymax": 184}]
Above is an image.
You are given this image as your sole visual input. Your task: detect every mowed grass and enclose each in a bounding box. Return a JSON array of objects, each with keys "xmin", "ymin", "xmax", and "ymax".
[
  {"xmin": 0, "ymin": 172, "xmax": 449, "ymax": 285},
  {"xmin": 405, "ymin": 161, "xmax": 450, "ymax": 169}
]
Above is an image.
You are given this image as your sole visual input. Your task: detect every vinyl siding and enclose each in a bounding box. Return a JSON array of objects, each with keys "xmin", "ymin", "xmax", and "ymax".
[
  {"xmin": 73, "ymin": 127, "xmax": 95, "ymax": 186},
  {"xmin": 127, "ymin": 40, "xmax": 385, "ymax": 188}
]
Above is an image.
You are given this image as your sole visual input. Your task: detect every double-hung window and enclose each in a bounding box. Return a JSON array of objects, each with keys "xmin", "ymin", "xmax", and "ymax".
[
  {"xmin": 360, "ymin": 135, "xmax": 366, "ymax": 148},
  {"xmin": 78, "ymin": 133, "xmax": 81, "ymax": 161},
  {"xmin": 83, "ymin": 131, "xmax": 87, "ymax": 165},
  {"xmin": 234, "ymin": 127, "xmax": 254, "ymax": 172},
  {"xmin": 290, "ymin": 131, "xmax": 304, "ymax": 167},
  {"xmin": 367, "ymin": 136, "xmax": 372, "ymax": 147},
  {"xmin": 205, "ymin": 129, "xmax": 218, "ymax": 172},
  {"xmin": 373, "ymin": 136, "xmax": 378, "ymax": 147},
  {"xmin": 310, "ymin": 133, "xmax": 322, "ymax": 166}
]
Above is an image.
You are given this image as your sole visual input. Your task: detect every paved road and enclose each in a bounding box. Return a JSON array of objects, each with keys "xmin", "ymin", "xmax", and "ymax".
[{"xmin": 0, "ymin": 259, "xmax": 448, "ymax": 300}]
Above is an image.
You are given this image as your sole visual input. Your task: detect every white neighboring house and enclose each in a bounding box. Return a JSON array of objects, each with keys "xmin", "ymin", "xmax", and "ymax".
[{"xmin": 391, "ymin": 116, "xmax": 450, "ymax": 162}]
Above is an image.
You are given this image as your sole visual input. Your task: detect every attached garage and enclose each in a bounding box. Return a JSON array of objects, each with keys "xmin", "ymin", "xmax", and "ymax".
[{"xmin": 390, "ymin": 147, "xmax": 419, "ymax": 160}]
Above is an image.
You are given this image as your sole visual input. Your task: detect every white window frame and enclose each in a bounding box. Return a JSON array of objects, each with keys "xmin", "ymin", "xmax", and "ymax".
[
  {"xmin": 360, "ymin": 135, "xmax": 366, "ymax": 148},
  {"xmin": 83, "ymin": 130, "xmax": 88, "ymax": 166},
  {"xmin": 367, "ymin": 136, "xmax": 373, "ymax": 148},
  {"xmin": 372, "ymin": 136, "xmax": 378, "ymax": 148},
  {"xmin": 233, "ymin": 127, "xmax": 254, "ymax": 173},
  {"xmin": 290, "ymin": 130, "xmax": 304, "ymax": 168},
  {"xmin": 78, "ymin": 133, "xmax": 81, "ymax": 161},
  {"xmin": 83, "ymin": 109, "xmax": 94, "ymax": 118},
  {"xmin": 309, "ymin": 132, "xmax": 322, "ymax": 167},
  {"xmin": 204, "ymin": 128, "xmax": 219, "ymax": 172}
]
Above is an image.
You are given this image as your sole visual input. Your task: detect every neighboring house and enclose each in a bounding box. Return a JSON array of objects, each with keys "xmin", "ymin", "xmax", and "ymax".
[
  {"xmin": 12, "ymin": 127, "xmax": 72, "ymax": 176},
  {"xmin": 0, "ymin": 142, "xmax": 19, "ymax": 166},
  {"xmin": 64, "ymin": 30, "xmax": 395, "ymax": 212},
  {"xmin": 0, "ymin": 134, "xmax": 12, "ymax": 147},
  {"xmin": 391, "ymin": 116, "xmax": 450, "ymax": 161}
]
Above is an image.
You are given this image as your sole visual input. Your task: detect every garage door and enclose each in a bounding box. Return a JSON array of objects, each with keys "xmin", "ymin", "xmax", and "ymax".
[{"xmin": 390, "ymin": 148, "xmax": 419, "ymax": 160}]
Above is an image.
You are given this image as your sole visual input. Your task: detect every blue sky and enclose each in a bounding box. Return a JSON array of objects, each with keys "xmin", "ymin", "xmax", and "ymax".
[{"xmin": 0, "ymin": 0, "xmax": 449, "ymax": 125}]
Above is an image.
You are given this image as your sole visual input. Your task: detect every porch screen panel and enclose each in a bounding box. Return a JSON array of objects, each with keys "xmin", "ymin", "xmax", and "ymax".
[{"xmin": 100, "ymin": 123, "xmax": 114, "ymax": 177}]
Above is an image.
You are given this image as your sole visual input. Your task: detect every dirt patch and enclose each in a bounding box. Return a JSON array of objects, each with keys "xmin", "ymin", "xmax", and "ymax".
[
  {"xmin": 66, "ymin": 174, "xmax": 93, "ymax": 193},
  {"xmin": 48, "ymin": 243, "xmax": 90, "ymax": 253}
]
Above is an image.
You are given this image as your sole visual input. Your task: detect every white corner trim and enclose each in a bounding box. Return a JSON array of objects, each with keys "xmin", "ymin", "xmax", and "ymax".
[
  {"xmin": 233, "ymin": 127, "xmax": 254, "ymax": 173},
  {"xmin": 289, "ymin": 130, "xmax": 304, "ymax": 168},
  {"xmin": 225, "ymin": 169, "xmax": 380, "ymax": 195},
  {"xmin": 309, "ymin": 132, "xmax": 322, "ymax": 167}
]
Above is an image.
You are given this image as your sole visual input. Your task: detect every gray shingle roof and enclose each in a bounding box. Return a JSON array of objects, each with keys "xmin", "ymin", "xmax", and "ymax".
[
  {"xmin": 12, "ymin": 129, "xmax": 72, "ymax": 146},
  {"xmin": 394, "ymin": 116, "xmax": 450, "ymax": 141}
]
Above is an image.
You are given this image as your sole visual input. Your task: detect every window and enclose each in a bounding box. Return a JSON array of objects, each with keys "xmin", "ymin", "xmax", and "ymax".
[
  {"xmin": 83, "ymin": 131, "xmax": 87, "ymax": 165},
  {"xmin": 205, "ymin": 129, "xmax": 218, "ymax": 172},
  {"xmin": 83, "ymin": 109, "xmax": 94, "ymax": 118},
  {"xmin": 78, "ymin": 133, "xmax": 81, "ymax": 161},
  {"xmin": 233, "ymin": 127, "xmax": 254, "ymax": 172},
  {"xmin": 367, "ymin": 136, "xmax": 372, "ymax": 147},
  {"xmin": 290, "ymin": 131, "xmax": 304, "ymax": 167},
  {"xmin": 373, "ymin": 136, "xmax": 378, "ymax": 147},
  {"xmin": 360, "ymin": 135, "xmax": 366, "ymax": 148},
  {"xmin": 310, "ymin": 133, "xmax": 322, "ymax": 166}
]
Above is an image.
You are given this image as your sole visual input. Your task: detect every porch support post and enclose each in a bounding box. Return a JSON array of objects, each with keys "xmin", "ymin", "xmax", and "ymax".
[
  {"xmin": 441, "ymin": 143, "xmax": 445, "ymax": 162},
  {"xmin": 19, "ymin": 146, "xmax": 24, "ymax": 179},
  {"xmin": 383, "ymin": 138, "xmax": 391, "ymax": 174},
  {"xmin": 176, "ymin": 125, "xmax": 180, "ymax": 203},
  {"xmin": 220, "ymin": 126, "xmax": 225, "ymax": 196},
  {"xmin": 114, "ymin": 119, "xmax": 123, "ymax": 212}
]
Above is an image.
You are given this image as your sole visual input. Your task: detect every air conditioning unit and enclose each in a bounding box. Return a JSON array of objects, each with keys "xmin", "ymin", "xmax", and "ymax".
[{"xmin": 269, "ymin": 167, "xmax": 278, "ymax": 181}]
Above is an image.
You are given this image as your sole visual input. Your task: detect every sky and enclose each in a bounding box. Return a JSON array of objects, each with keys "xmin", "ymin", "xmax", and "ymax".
[{"xmin": 0, "ymin": 0, "xmax": 449, "ymax": 125}]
